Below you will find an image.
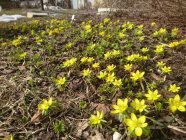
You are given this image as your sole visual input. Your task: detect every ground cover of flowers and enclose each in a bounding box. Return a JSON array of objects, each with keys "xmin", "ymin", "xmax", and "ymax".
[{"xmin": 0, "ymin": 17, "xmax": 186, "ymax": 140}]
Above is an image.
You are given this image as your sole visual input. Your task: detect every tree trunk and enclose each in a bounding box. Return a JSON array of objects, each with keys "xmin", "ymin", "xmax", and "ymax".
[{"xmin": 40, "ymin": 0, "xmax": 44, "ymax": 10}]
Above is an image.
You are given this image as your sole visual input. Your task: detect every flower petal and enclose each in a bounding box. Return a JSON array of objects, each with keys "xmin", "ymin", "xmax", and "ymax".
[
  {"xmin": 131, "ymin": 113, "xmax": 137, "ymax": 121},
  {"xmin": 135, "ymin": 127, "xmax": 142, "ymax": 136},
  {"xmin": 178, "ymin": 106, "xmax": 185, "ymax": 112},
  {"xmin": 139, "ymin": 116, "xmax": 146, "ymax": 123}
]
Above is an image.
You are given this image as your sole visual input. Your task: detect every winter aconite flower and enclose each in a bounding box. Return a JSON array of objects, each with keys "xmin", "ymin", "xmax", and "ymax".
[
  {"xmin": 156, "ymin": 61, "xmax": 165, "ymax": 68},
  {"xmin": 124, "ymin": 113, "xmax": 148, "ymax": 137},
  {"xmin": 171, "ymin": 27, "xmax": 179, "ymax": 37},
  {"xmin": 89, "ymin": 111, "xmax": 105, "ymax": 128},
  {"xmin": 161, "ymin": 66, "xmax": 172, "ymax": 74},
  {"xmin": 107, "ymin": 64, "xmax": 116, "ymax": 72},
  {"xmin": 111, "ymin": 98, "xmax": 128, "ymax": 114},
  {"xmin": 112, "ymin": 79, "xmax": 122, "ymax": 87},
  {"xmin": 130, "ymin": 70, "xmax": 145, "ymax": 81},
  {"xmin": 124, "ymin": 64, "xmax": 132, "ymax": 71},
  {"xmin": 55, "ymin": 77, "xmax": 66, "ymax": 86},
  {"xmin": 97, "ymin": 71, "xmax": 107, "ymax": 79},
  {"xmin": 154, "ymin": 45, "xmax": 165, "ymax": 54},
  {"xmin": 104, "ymin": 52, "xmax": 112, "ymax": 60},
  {"xmin": 169, "ymin": 41, "xmax": 180, "ymax": 48},
  {"xmin": 63, "ymin": 57, "xmax": 77, "ymax": 68},
  {"xmin": 131, "ymin": 99, "xmax": 146, "ymax": 112},
  {"xmin": 145, "ymin": 89, "xmax": 161, "ymax": 101},
  {"xmin": 169, "ymin": 94, "xmax": 186, "ymax": 113},
  {"xmin": 141, "ymin": 47, "xmax": 149, "ymax": 53},
  {"xmin": 106, "ymin": 72, "xmax": 116, "ymax": 83},
  {"xmin": 168, "ymin": 84, "xmax": 180, "ymax": 93},
  {"xmin": 19, "ymin": 52, "xmax": 27, "ymax": 59},
  {"xmin": 92, "ymin": 62, "xmax": 100, "ymax": 69},
  {"xmin": 82, "ymin": 69, "xmax": 92, "ymax": 77},
  {"xmin": 38, "ymin": 98, "xmax": 53, "ymax": 112}
]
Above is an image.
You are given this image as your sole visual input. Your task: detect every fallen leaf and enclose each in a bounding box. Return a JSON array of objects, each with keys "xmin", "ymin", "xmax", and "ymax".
[
  {"xmin": 75, "ymin": 121, "xmax": 89, "ymax": 137},
  {"xmin": 90, "ymin": 103, "xmax": 110, "ymax": 114},
  {"xmin": 150, "ymin": 73, "xmax": 164, "ymax": 81},
  {"xmin": 18, "ymin": 66, "xmax": 26, "ymax": 71},
  {"xmin": 30, "ymin": 110, "xmax": 41, "ymax": 123},
  {"xmin": 88, "ymin": 130, "xmax": 105, "ymax": 140},
  {"xmin": 2, "ymin": 69, "xmax": 13, "ymax": 74},
  {"xmin": 96, "ymin": 103, "xmax": 110, "ymax": 114}
]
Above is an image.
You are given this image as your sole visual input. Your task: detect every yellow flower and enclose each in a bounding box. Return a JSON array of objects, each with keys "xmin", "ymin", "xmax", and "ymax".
[
  {"xmin": 138, "ymin": 36, "xmax": 145, "ymax": 41},
  {"xmin": 38, "ymin": 97, "xmax": 53, "ymax": 111},
  {"xmin": 87, "ymin": 57, "xmax": 94, "ymax": 63},
  {"xmin": 92, "ymin": 62, "xmax": 100, "ymax": 69},
  {"xmin": 171, "ymin": 28, "xmax": 179, "ymax": 37},
  {"xmin": 159, "ymin": 28, "xmax": 167, "ymax": 35},
  {"xmin": 154, "ymin": 45, "xmax": 165, "ymax": 54},
  {"xmin": 106, "ymin": 72, "xmax": 115, "ymax": 83},
  {"xmin": 97, "ymin": 71, "xmax": 107, "ymax": 79},
  {"xmin": 103, "ymin": 18, "xmax": 110, "ymax": 24},
  {"xmin": 130, "ymin": 70, "xmax": 145, "ymax": 81},
  {"xmin": 145, "ymin": 89, "xmax": 161, "ymax": 101},
  {"xmin": 124, "ymin": 64, "xmax": 132, "ymax": 71},
  {"xmin": 84, "ymin": 24, "xmax": 91, "ymax": 30},
  {"xmin": 112, "ymin": 79, "xmax": 122, "ymax": 87},
  {"xmin": 169, "ymin": 94, "xmax": 186, "ymax": 113},
  {"xmin": 82, "ymin": 69, "xmax": 91, "ymax": 77},
  {"xmin": 81, "ymin": 57, "xmax": 88, "ymax": 63},
  {"xmin": 118, "ymin": 32, "xmax": 126, "ymax": 38},
  {"xmin": 63, "ymin": 57, "xmax": 77, "ymax": 68},
  {"xmin": 19, "ymin": 52, "xmax": 27, "ymax": 59},
  {"xmin": 141, "ymin": 47, "xmax": 149, "ymax": 53},
  {"xmin": 55, "ymin": 77, "xmax": 66, "ymax": 86},
  {"xmin": 156, "ymin": 61, "xmax": 165, "ymax": 68},
  {"xmin": 131, "ymin": 99, "xmax": 146, "ymax": 112},
  {"xmin": 124, "ymin": 113, "xmax": 148, "ymax": 137},
  {"xmin": 99, "ymin": 31, "xmax": 105, "ymax": 37},
  {"xmin": 161, "ymin": 66, "xmax": 172, "ymax": 74},
  {"xmin": 89, "ymin": 111, "xmax": 105, "ymax": 128},
  {"xmin": 169, "ymin": 41, "xmax": 180, "ymax": 48},
  {"xmin": 104, "ymin": 52, "xmax": 112, "ymax": 60},
  {"xmin": 107, "ymin": 64, "xmax": 116, "ymax": 72},
  {"xmin": 168, "ymin": 84, "xmax": 180, "ymax": 93},
  {"xmin": 112, "ymin": 50, "xmax": 121, "ymax": 56},
  {"xmin": 111, "ymin": 98, "xmax": 128, "ymax": 114}
]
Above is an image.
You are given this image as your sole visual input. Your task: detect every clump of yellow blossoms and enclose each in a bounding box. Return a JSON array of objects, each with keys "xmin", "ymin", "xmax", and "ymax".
[
  {"xmin": 169, "ymin": 41, "xmax": 180, "ymax": 48},
  {"xmin": 81, "ymin": 57, "xmax": 94, "ymax": 63},
  {"xmin": 38, "ymin": 97, "xmax": 53, "ymax": 112},
  {"xmin": 124, "ymin": 113, "xmax": 148, "ymax": 137},
  {"xmin": 63, "ymin": 57, "xmax": 77, "ymax": 68},
  {"xmin": 169, "ymin": 94, "xmax": 186, "ymax": 113}
]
